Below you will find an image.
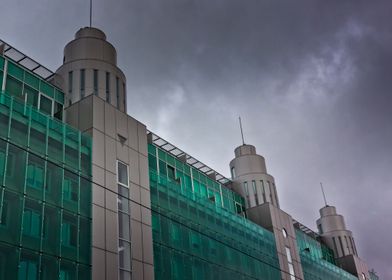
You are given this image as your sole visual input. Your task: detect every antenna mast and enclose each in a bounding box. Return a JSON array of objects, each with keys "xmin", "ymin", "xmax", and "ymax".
[
  {"xmin": 239, "ymin": 117, "xmax": 245, "ymax": 145},
  {"xmin": 89, "ymin": 0, "xmax": 93, "ymax": 27},
  {"xmin": 320, "ymin": 182, "xmax": 328, "ymax": 206}
]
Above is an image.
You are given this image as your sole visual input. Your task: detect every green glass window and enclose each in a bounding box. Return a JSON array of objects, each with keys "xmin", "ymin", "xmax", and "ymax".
[
  {"xmin": 167, "ymin": 165, "xmax": 175, "ymax": 180},
  {"xmin": 60, "ymin": 260, "xmax": 77, "ymax": 280},
  {"xmin": 10, "ymin": 107, "xmax": 29, "ymax": 147},
  {"xmin": 6, "ymin": 76, "xmax": 23, "ymax": 99},
  {"xmin": 23, "ymin": 209, "xmax": 41, "ymax": 237},
  {"xmin": 63, "ymin": 176, "xmax": 78, "ymax": 202},
  {"xmin": 40, "ymin": 82, "xmax": 54, "ymax": 99},
  {"xmin": 0, "ymin": 201, "xmax": 7, "ymax": 226},
  {"xmin": 5, "ymin": 144, "xmax": 27, "ymax": 193},
  {"xmin": 25, "ymin": 85, "xmax": 39, "ymax": 108},
  {"xmin": 24, "ymin": 72, "xmax": 39, "ymax": 90},
  {"xmin": 62, "ymin": 220, "xmax": 77, "ymax": 247},
  {"xmin": 45, "ymin": 162, "xmax": 62, "ymax": 207},
  {"xmin": 26, "ymin": 157, "xmax": 45, "ymax": 190},
  {"xmin": 29, "ymin": 116, "xmax": 47, "ymax": 156},
  {"xmin": 0, "ymin": 140, "xmax": 6, "ymax": 182},
  {"xmin": 8, "ymin": 62, "xmax": 24, "ymax": 80},
  {"xmin": 148, "ymin": 154, "xmax": 157, "ymax": 170},
  {"xmin": 39, "ymin": 94, "xmax": 52, "ymax": 115},
  {"xmin": 0, "ymin": 70, "xmax": 3, "ymax": 90},
  {"xmin": 18, "ymin": 260, "xmax": 38, "ymax": 280},
  {"xmin": 159, "ymin": 160, "xmax": 167, "ymax": 177}
]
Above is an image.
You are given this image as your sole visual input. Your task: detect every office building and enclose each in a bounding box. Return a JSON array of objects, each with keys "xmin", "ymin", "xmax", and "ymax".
[{"xmin": 0, "ymin": 27, "xmax": 380, "ymax": 280}]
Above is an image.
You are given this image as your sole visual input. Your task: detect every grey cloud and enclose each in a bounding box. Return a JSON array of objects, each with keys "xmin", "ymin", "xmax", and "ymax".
[{"xmin": 1, "ymin": 0, "xmax": 391, "ymax": 277}]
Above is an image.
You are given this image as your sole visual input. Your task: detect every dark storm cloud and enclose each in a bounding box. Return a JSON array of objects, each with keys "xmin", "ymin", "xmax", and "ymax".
[{"xmin": 1, "ymin": 0, "xmax": 391, "ymax": 277}]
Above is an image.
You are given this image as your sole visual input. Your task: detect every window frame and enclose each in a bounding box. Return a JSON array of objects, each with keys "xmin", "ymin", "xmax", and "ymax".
[{"xmin": 117, "ymin": 160, "xmax": 129, "ymax": 188}]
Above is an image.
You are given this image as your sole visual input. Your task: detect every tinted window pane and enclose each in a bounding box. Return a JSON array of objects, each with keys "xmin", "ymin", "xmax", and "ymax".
[{"xmin": 118, "ymin": 162, "xmax": 128, "ymax": 186}]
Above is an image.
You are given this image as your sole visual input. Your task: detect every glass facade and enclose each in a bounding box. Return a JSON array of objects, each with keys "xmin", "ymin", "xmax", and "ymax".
[
  {"xmin": 0, "ymin": 55, "xmax": 64, "ymax": 120},
  {"xmin": 117, "ymin": 161, "xmax": 131, "ymax": 280},
  {"xmin": 148, "ymin": 144, "xmax": 281, "ymax": 280},
  {"xmin": 296, "ymin": 230, "xmax": 357, "ymax": 280},
  {"xmin": 0, "ymin": 57, "xmax": 92, "ymax": 280}
]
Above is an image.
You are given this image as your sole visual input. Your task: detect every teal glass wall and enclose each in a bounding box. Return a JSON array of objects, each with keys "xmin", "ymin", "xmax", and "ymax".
[
  {"xmin": 0, "ymin": 91, "xmax": 92, "ymax": 280},
  {"xmin": 0, "ymin": 55, "xmax": 64, "ymax": 120},
  {"xmin": 149, "ymin": 144, "xmax": 281, "ymax": 280},
  {"xmin": 148, "ymin": 144, "xmax": 245, "ymax": 215},
  {"xmin": 296, "ymin": 230, "xmax": 357, "ymax": 280}
]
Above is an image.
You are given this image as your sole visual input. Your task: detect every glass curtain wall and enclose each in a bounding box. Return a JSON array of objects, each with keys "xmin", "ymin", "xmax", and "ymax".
[
  {"xmin": 0, "ymin": 55, "xmax": 64, "ymax": 120},
  {"xmin": 117, "ymin": 161, "xmax": 131, "ymax": 280},
  {"xmin": 296, "ymin": 230, "xmax": 357, "ymax": 280},
  {"xmin": 148, "ymin": 143, "xmax": 281, "ymax": 280},
  {"xmin": 0, "ymin": 87, "xmax": 92, "ymax": 280}
]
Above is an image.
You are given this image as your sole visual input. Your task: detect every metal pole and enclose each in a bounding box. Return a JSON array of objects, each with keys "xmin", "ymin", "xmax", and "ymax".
[
  {"xmin": 320, "ymin": 182, "xmax": 328, "ymax": 206},
  {"xmin": 239, "ymin": 117, "xmax": 245, "ymax": 145},
  {"xmin": 90, "ymin": 0, "xmax": 92, "ymax": 27}
]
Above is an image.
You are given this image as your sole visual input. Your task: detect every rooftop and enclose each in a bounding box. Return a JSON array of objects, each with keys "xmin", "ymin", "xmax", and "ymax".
[
  {"xmin": 0, "ymin": 39, "xmax": 54, "ymax": 80},
  {"xmin": 147, "ymin": 131, "xmax": 231, "ymax": 185}
]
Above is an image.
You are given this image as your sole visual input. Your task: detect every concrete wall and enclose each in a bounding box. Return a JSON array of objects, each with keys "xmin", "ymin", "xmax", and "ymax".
[
  {"xmin": 65, "ymin": 95, "xmax": 154, "ymax": 280},
  {"xmin": 55, "ymin": 27, "xmax": 127, "ymax": 113},
  {"xmin": 247, "ymin": 204, "xmax": 304, "ymax": 280},
  {"xmin": 229, "ymin": 144, "xmax": 280, "ymax": 208}
]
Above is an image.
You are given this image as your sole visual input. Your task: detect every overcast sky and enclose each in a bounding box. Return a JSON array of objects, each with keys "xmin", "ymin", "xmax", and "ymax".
[{"xmin": 1, "ymin": 0, "xmax": 391, "ymax": 278}]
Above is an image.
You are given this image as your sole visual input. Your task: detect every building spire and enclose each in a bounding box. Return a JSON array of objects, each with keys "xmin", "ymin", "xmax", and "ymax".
[
  {"xmin": 320, "ymin": 182, "xmax": 328, "ymax": 206},
  {"xmin": 239, "ymin": 116, "xmax": 245, "ymax": 145},
  {"xmin": 89, "ymin": 0, "xmax": 93, "ymax": 27}
]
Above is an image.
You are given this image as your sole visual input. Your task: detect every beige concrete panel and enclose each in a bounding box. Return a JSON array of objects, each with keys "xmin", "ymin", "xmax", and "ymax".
[
  {"xmin": 115, "ymin": 109, "xmax": 128, "ymax": 144},
  {"xmin": 139, "ymin": 155, "xmax": 149, "ymax": 190},
  {"xmin": 142, "ymin": 224, "xmax": 154, "ymax": 264},
  {"xmin": 128, "ymin": 149, "xmax": 140, "ymax": 185},
  {"xmin": 106, "ymin": 251, "xmax": 118, "ymax": 280},
  {"xmin": 92, "ymin": 183, "xmax": 105, "ymax": 207},
  {"xmin": 92, "ymin": 129, "xmax": 105, "ymax": 169},
  {"xmin": 130, "ymin": 183, "xmax": 141, "ymax": 204},
  {"xmin": 105, "ymin": 189, "xmax": 118, "ymax": 212},
  {"xmin": 105, "ymin": 171, "xmax": 117, "ymax": 194},
  {"xmin": 84, "ymin": 68, "xmax": 93, "ymax": 98},
  {"xmin": 143, "ymin": 263, "xmax": 155, "ymax": 280},
  {"xmin": 97, "ymin": 69, "xmax": 105, "ymax": 100},
  {"xmin": 93, "ymin": 96, "xmax": 105, "ymax": 132},
  {"xmin": 131, "ymin": 220, "xmax": 143, "ymax": 261},
  {"xmin": 64, "ymin": 102, "xmax": 79, "ymax": 129},
  {"xmin": 137, "ymin": 122, "xmax": 148, "ymax": 156},
  {"xmin": 140, "ymin": 188, "xmax": 151, "ymax": 208},
  {"xmin": 141, "ymin": 206, "xmax": 152, "ymax": 226},
  {"xmin": 105, "ymin": 210, "xmax": 118, "ymax": 253},
  {"xmin": 130, "ymin": 201, "xmax": 141, "ymax": 222},
  {"xmin": 104, "ymin": 135, "xmax": 117, "ymax": 174},
  {"xmin": 78, "ymin": 94, "xmax": 93, "ymax": 131},
  {"xmin": 127, "ymin": 116, "xmax": 138, "ymax": 151},
  {"xmin": 116, "ymin": 141, "xmax": 128, "ymax": 165},
  {"xmin": 92, "ymin": 164, "xmax": 105, "ymax": 186},
  {"xmin": 132, "ymin": 260, "xmax": 144, "ymax": 280},
  {"xmin": 104, "ymin": 103, "xmax": 116, "ymax": 138},
  {"xmin": 72, "ymin": 68, "xmax": 80, "ymax": 103},
  {"xmin": 92, "ymin": 247, "xmax": 106, "ymax": 280},
  {"xmin": 92, "ymin": 205, "xmax": 105, "ymax": 249}
]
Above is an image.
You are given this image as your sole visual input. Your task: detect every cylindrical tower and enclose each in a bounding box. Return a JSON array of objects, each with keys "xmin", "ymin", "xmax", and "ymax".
[
  {"xmin": 229, "ymin": 144, "xmax": 280, "ymax": 209},
  {"xmin": 317, "ymin": 205, "xmax": 358, "ymax": 258},
  {"xmin": 55, "ymin": 27, "xmax": 127, "ymax": 112}
]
